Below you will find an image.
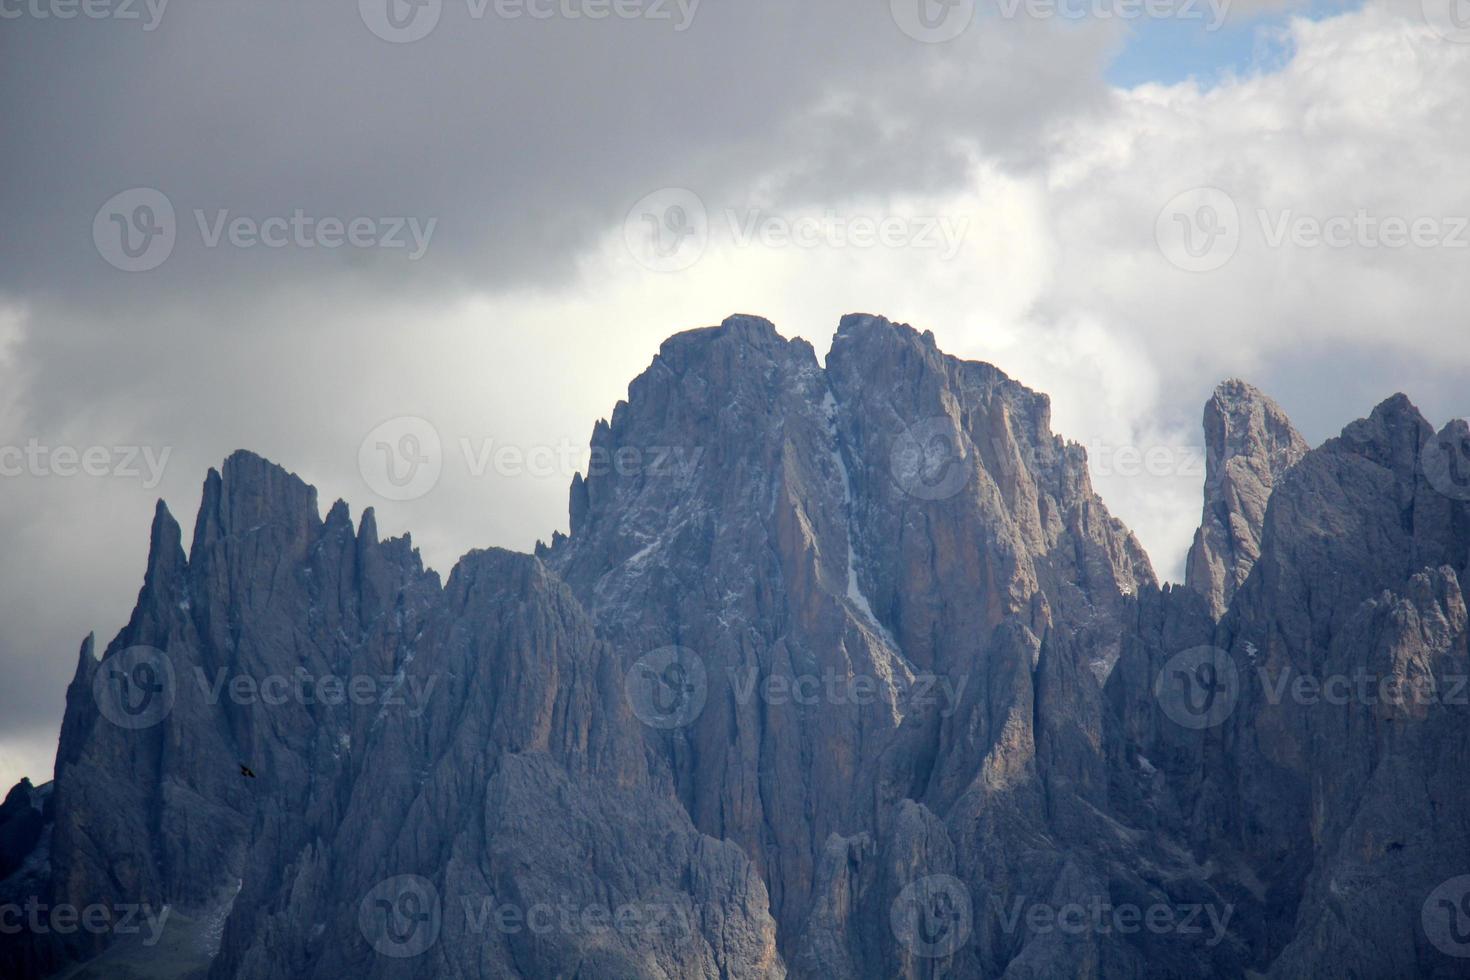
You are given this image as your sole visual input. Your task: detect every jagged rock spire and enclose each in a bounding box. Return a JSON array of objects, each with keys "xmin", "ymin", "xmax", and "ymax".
[{"xmin": 1184, "ymin": 379, "xmax": 1309, "ymax": 617}]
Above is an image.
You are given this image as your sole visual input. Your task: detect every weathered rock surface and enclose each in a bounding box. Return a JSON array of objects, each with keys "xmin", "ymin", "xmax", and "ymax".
[
  {"xmin": 0, "ymin": 779, "xmax": 49, "ymax": 886},
  {"xmin": 4, "ymin": 452, "xmax": 779, "ymax": 980},
  {"xmin": 1109, "ymin": 393, "xmax": 1470, "ymax": 979},
  {"xmin": 2, "ymin": 314, "xmax": 1467, "ymax": 979},
  {"xmin": 543, "ymin": 314, "xmax": 1156, "ymax": 974},
  {"xmin": 1184, "ymin": 379, "xmax": 1309, "ymax": 618}
]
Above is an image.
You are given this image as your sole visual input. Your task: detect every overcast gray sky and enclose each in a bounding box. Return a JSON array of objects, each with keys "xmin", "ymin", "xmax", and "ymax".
[{"xmin": 2, "ymin": 0, "xmax": 1467, "ymax": 789}]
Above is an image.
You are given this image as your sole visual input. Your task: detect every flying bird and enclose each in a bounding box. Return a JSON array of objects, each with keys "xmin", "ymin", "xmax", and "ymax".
[{"xmin": 239, "ymin": 764, "xmax": 256, "ymax": 779}]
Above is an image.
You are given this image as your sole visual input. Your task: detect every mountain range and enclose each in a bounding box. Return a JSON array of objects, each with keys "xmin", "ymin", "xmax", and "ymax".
[{"xmin": 2, "ymin": 313, "xmax": 1469, "ymax": 978}]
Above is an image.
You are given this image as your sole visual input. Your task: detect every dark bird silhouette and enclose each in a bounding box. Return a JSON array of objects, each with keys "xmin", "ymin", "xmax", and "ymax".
[{"xmin": 239, "ymin": 764, "xmax": 256, "ymax": 779}]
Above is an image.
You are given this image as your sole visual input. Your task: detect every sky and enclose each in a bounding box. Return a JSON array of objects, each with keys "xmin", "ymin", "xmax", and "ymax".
[{"xmin": 1, "ymin": 0, "xmax": 1468, "ymax": 790}]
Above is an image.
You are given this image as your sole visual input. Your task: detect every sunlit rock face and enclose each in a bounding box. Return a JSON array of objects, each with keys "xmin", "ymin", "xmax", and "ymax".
[
  {"xmin": 1185, "ymin": 379, "xmax": 1309, "ymax": 619},
  {"xmin": 3, "ymin": 314, "xmax": 1467, "ymax": 979}
]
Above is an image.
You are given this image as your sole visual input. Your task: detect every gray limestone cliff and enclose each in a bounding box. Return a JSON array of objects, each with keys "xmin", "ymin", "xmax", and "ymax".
[
  {"xmin": 2, "ymin": 314, "xmax": 1467, "ymax": 979},
  {"xmin": 1184, "ymin": 379, "xmax": 1309, "ymax": 618}
]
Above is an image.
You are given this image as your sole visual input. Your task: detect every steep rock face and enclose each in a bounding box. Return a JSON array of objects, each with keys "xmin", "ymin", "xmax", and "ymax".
[
  {"xmin": 217, "ymin": 545, "xmax": 779, "ymax": 980},
  {"xmin": 1222, "ymin": 397, "xmax": 1470, "ymax": 978},
  {"xmin": 4, "ymin": 452, "xmax": 779, "ymax": 980},
  {"xmin": 1184, "ymin": 380, "xmax": 1309, "ymax": 618},
  {"xmin": 35, "ymin": 454, "xmax": 444, "ymax": 970},
  {"xmin": 4, "ymin": 312, "xmax": 1470, "ymax": 979},
  {"xmin": 819, "ymin": 316, "xmax": 1170, "ymax": 977},
  {"xmin": 545, "ymin": 314, "xmax": 1157, "ymax": 971},
  {"xmin": 1107, "ymin": 393, "xmax": 1470, "ymax": 977},
  {"xmin": 1261, "ymin": 565, "xmax": 1470, "ymax": 979},
  {"xmin": 0, "ymin": 780, "xmax": 50, "ymax": 886},
  {"xmin": 545, "ymin": 314, "xmax": 906, "ymax": 944},
  {"xmin": 0, "ymin": 776, "xmax": 53, "ymax": 971}
]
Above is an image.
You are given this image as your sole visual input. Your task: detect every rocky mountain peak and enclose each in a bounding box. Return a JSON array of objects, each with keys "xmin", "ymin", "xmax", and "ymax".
[
  {"xmin": 5, "ymin": 316, "xmax": 1468, "ymax": 979},
  {"xmin": 833, "ymin": 311, "xmax": 939, "ymax": 351},
  {"xmin": 1185, "ymin": 378, "xmax": 1309, "ymax": 617},
  {"xmin": 1207, "ymin": 379, "xmax": 1302, "ymax": 460},
  {"xmin": 0, "ymin": 778, "xmax": 49, "ymax": 887},
  {"xmin": 188, "ymin": 450, "xmax": 322, "ymax": 560}
]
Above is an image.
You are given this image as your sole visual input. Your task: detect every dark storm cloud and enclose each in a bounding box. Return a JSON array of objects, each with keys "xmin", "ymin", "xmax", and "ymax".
[{"xmin": 0, "ymin": 0, "xmax": 1117, "ymax": 306}]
